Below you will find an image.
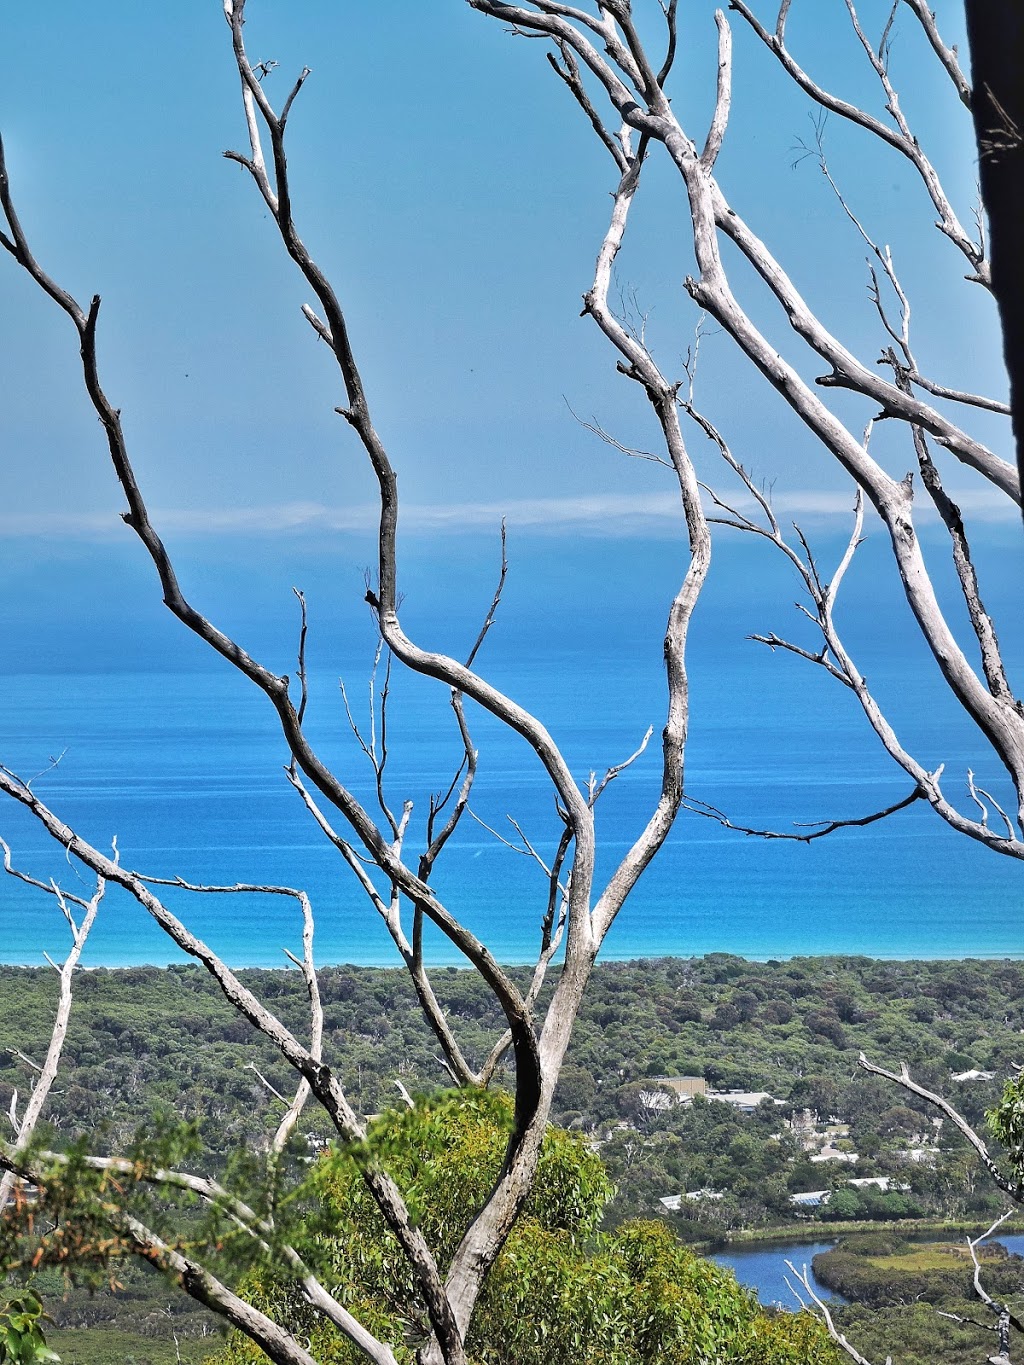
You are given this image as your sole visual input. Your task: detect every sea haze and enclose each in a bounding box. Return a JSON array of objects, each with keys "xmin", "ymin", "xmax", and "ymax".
[{"xmin": 0, "ymin": 527, "xmax": 1021, "ymax": 968}]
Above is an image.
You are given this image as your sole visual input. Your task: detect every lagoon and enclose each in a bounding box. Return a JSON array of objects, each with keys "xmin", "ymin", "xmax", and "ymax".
[{"xmin": 711, "ymin": 1233, "xmax": 1024, "ymax": 1309}]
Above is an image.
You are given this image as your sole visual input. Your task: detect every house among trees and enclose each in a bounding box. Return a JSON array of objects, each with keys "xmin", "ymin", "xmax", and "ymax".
[
  {"xmin": 651, "ymin": 1076, "xmax": 707, "ymax": 1100},
  {"xmin": 705, "ymin": 1089, "xmax": 779, "ymax": 1112},
  {"xmin": 790, "ymin": 1190, "xmax": 831, "ymax": 1210},
  {"xmin": 639, "ymin": 1079, "xmax": 778, "ymax": 1114}
]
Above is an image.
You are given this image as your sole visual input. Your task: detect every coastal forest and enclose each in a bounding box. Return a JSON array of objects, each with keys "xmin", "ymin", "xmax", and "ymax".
[{"xmin": 3, "ymin": 954, "xmax": 1024, "ymax": 1363}]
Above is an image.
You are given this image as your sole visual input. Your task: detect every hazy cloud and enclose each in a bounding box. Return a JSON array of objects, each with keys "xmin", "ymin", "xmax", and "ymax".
[{"xmin": 0, "ymin": 484, "xmax": 1017, "ymax": 539}]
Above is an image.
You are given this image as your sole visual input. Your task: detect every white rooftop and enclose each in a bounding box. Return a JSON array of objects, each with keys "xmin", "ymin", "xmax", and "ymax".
[{"xmin": 705, "ymin": 1090, "xmax": 777, "ymax": 1109}]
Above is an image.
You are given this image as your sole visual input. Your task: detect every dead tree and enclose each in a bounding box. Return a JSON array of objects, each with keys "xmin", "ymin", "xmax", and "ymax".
[
  {"xmin": 0, "ymin": 4, "xmax": 709, "ymax": 1362},
  {"xmin": 466, "ymin": 0, "xmax": 1024, "ymax": 856}
]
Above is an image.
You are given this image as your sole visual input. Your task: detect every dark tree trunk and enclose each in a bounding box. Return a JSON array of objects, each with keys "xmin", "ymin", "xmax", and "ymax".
[{"xmin": 964, "ymin": 1, "xmax": 1024, "ymax": 494}]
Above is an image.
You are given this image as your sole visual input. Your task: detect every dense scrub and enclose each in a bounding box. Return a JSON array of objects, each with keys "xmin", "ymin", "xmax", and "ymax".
[
  {"xmin": 813, "ymin": 1234, "xmax": 1024, "ymax": 1307},
  {"xmin": 830, "ymin": 1300, "xmax": 1016, "ymax": 1365},
  {"xmin": 209, "ymin": 1094, "xmax": 836, "ymax": 1365},
  {"xmin": 1, "ymin": 954, "xmax": 1018, "ymax": 1150},
  {"xmin": 3, "ymin": 956, "xmax": 1023, "ymax": 1362},
  {"xmin": 1, "ymin": 955, "xmax": 1018, "ymax": 1231},
  {"xmin": 820, "ymin": 1235, "xmax": 1024, "ymax": 1365}
]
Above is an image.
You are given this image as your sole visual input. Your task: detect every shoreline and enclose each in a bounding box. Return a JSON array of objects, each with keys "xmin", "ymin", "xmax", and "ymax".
[
  {"xmin": 697, "ymin": 1217, "xmax": 1024, "ymax": 1252},
  {"xmin": 5, "ymin": 950, "xmax": 1024, "ymax": 972}
]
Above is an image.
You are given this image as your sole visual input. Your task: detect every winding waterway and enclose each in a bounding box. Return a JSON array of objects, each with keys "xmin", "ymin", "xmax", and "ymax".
[{"xmin": 711, "ymin": 1233, "xmax": 1024, "ymax": 1309}]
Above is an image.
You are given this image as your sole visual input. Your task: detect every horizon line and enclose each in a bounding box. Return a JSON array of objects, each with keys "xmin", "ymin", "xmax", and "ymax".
[{"xmin": 0, "ymin": 485, "xmax": 1017, "ymax": 539}]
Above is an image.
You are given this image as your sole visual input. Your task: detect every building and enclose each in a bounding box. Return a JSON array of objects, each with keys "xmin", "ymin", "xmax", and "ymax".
[
  {"xmin": 638, "ymin": 1089, "xmax": 675, "ymax": 1113},
  {"xmin": 790, "ymin": 1190, "xmax": 831, "ymax": 1208},
  {"xmin": 810, "ymin": 1146, "xmax": 859, "ymax": 1164},
  {"xmin": 705, "ymin": 1090, "xmax": 778, "ymax": 1112},
  {"xmin": 653, "ymin": 1076, "xmax": 708, "ymax": 1100},
  {"xmin": 658, "ymin": 1190, "xmax": 723, "ymax": 1211},
  {"xmin": 638, "ymin": 1077, "xmax": 707, "ymax": 1111},
  {"xmin": 848, "ymin": 1176, "xmax": 909, "ymax": 1192}
]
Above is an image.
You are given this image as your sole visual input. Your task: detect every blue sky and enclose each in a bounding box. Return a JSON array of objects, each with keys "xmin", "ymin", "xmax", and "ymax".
[
  {"xmin": 0, "ymin": 2, "xmax": 1019, "ymax": 682},
  {"xmin": 1, "ymin": 3, "xmax": 1012, "ymax": 538}
]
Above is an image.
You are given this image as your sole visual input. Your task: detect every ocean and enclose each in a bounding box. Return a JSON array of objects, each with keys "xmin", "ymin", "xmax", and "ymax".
[{"xmin": 1, "ymin": 599, "xmax": 1021, "ymax": 968}]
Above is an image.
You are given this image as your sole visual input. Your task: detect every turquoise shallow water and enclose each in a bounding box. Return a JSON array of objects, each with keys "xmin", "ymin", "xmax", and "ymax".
[{"xmin": 0, "ymin": 641, "xmax": 1021, "ymax": 968}]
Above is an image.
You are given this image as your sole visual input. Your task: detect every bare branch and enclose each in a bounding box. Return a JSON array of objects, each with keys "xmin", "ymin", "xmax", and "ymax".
[
  {"xmin": 272, "ymin": 888, "xmax": 323, "ymax": 1157},
  {"xmin": 728, "ymin": 0, "xmax": 986, "ymax": 279},
  {"xmin": 246, "ymin": 1063, "xmax": 290, "ymax": 1107},
  {"xmin": 693, "ymin": 398, "xmax": 1024, "ymax": 856},
  {"xmin": 684, "ymin": 787, "xmax": 923, "ymax": 842},
  {"xmin": 292, "ymin": 588, "xmax": 309, "ymax": 732},
  {"xmin": 899, "ymin": 391, "xmax": 1017, "ymax": 714},
  {"xmin": 655, "ymin": 0, "xmax": 679, "ymax": 89},
  {"xmin": 0, "ymin": 841, "xmax": 104, "ymax": 1209},
  {"xmin": 8, "ymin": 1135, "xmax": 403, "ymax": 1365},
  {"xmin": 892, "ymin": 364, "xmax": 1011, "ymax": 416},
  {"xmin": 467, "ymin": 808, "xmax": 558, "ymax": 883},
  {"xmin": 4, "ymin": 1049, "xmax": 41, "ymax": 1076},
  {"xmin": 785, "ymin": 1262, "xmax": 877, "ymax": 1365},
  {"xmin": 566, "ymin": 399, "xmax": 672, "ymax": 468},
  {"xmin": 569, "ymin": 126, "xmax": 712, "ymax": 949},
  {"xmin": 422, "ymin": 696, "xmax": 476, "ymax": 874},
  {"xmin": 0, "ymin": 769, "xmax": 460, "ymax": 1358},
  {"xmin": 1, "ymin": 836, "xmax": 92, "ymax": 911},
  {"xmin": 479, "ymin": 822, "xmax": 572, "ymax": 1088},
  {"xmin": 588, "ymin": 727, "xmax": 653, "ymax": 806},
  {"xmin": 962, "ymin": 1212, "xmax": 1024, "ymax": 1352},
  {"xmin": 901, "ymin": 0, "xmax": 972, "ymax": 106},
  {"xmin": 825, "ymin": 486, "xmax": 864, "ymax": 619},
  {"xmin": 0, "ymin": 136, "xmax": 88, "ymax": 326},
  {"xmin": 285, "ymin": 763, "xmax": 482, "ymax": 1092},
  {"xmin": 2, "ymin": 51, "xmax": 543, "ymax": 1147},
  {"xmin": 967, "ymin": 769, "xmax": 1016, "ymax": 841},
  {"xmin": 124, "ymin": 1212, "xmax": 325, "ymax": 1365},
  {"xmin": 284, "ymin": 769, "xmax": 394, "ymax": 924},
  {"xmin": 700, "ymin": 10, "xmax": 733, "ymax": 171},
  {"xmin": 464, "ymin": 519, "xmax": 509, "ymax": 671},
  {"xmin": 547, "ymin": 42, "xmax": 629, "ymax": 172},
  {"xmin": 858, "ymin": 1055, "xmax": 1022, "ymax": 1201}
]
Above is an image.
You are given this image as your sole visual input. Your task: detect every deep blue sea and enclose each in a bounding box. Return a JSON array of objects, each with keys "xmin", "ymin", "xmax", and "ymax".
[
  {"xmin": 0, "ymin": 529, "xmax": 1021, "ymax": 969},
  {"xmin": 0, "ymin": 653, "xmax": 1021, "ymax": 968}
]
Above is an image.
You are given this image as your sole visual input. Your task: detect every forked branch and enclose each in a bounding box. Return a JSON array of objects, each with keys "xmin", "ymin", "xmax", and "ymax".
[
  {"xmin": 0, "ymin": 840, "xmax": 104, "ymax": 1209},
  {"xmin": 858, "ymin": 1054, "xmax": 1022, "ymax": 1202}
]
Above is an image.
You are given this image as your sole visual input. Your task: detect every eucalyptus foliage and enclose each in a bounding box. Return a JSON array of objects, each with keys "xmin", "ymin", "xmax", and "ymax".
[
  {"xmin": 211, "ymin": 1094, "xmax": 835, "ymax": 1365},
  {"xmin": 0, "ymin": 1292, "xmax": 59, "ymax": 1364}
]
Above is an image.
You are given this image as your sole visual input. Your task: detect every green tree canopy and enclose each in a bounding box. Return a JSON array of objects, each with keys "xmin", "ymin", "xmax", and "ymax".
[{"xmin": 212, "ymin": 1093, "xmax": 836, "ymax": 1365}]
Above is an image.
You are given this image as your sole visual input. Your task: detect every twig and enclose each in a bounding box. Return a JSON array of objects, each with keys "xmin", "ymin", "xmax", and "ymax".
[
  {"xmin": 684, "ymin": 787, "xmax": 922, "ymax": 843},
  {"xmin": 588, "ymin": 727, "xmax": 653, "ymax": 806},
  {"xmin": 785, "ymin": 1261, "xmax": 877, "ymax": 1365},
  {"xmin": 858, "ymin": 1055, "xmax": 1022, "ymax": 1201}
]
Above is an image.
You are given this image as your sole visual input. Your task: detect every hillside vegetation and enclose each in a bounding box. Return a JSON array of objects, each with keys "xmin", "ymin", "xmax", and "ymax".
[{"xmin": 2, "ymin": 955, "xmax": 1022, "ymax": 1362}]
